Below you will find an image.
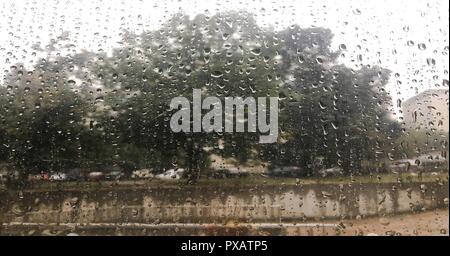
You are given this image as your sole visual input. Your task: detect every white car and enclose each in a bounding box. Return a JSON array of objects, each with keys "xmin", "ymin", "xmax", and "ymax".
[
  {"xmin": 87, "ymin": 172, "xmax": 104, "ymax": 181},
  {"xmin": 49, "ymin": 172, "xmax": 68, "ymax": 181},
  {"xmin": 318, "ymin": 167, "xmax": 343, "ymax": 177},
  {"xmin": 131, "ymin": 169, "xmax": 154, "ymax": 179},
  {"xmin": 105, "ymin": 171, "xmax": 124, "ymax": 180},
  {"xmin": 155, "ymin": 168, "xmax": 185, "ymax": 180}
]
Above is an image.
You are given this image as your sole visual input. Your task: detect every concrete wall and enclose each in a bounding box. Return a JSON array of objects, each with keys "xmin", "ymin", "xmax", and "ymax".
[{"xmin": 0, "ymin": 182, "xmax": 448, "ymax": 224}]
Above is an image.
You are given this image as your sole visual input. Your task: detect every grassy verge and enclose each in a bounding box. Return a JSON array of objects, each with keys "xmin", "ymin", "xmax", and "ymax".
[
  {"xmin": 196, "ymin": 171, "xmax": 449, "ymax": 186},
  {"xmin": 4, "ymin": 171, "xmax": 448, "ymax": 192}
]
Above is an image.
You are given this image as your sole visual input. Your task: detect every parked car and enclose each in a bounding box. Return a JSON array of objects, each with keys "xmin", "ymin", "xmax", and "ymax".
[
  {"xmin": 209, "ymin": 167, "xmax": 250, "ymax": 179},
  {"xmin": 28, "ymin": 172, "xmax": 49, "ymax": 182},
  {"xmin": 105, "ymin": 171, "xmax": 124, "ymax": 180},
  {"xmin": 388, "ymin": 159, "xmax": 422, "ymax": 173},
  {"xmin": 318, "ymin": 167, "xmax": 343, "ymax": 177},
  {"xmin": 66, "ymin": 169, "xmax": 87, "ymax": 181},
  {"xmin": 267, "ymin": 166, "xmax": 302, "ymax": 177},
  {"xmin": 87, "ymin": 172, "xmax": 104, "ymax": 181},
  {"xmin": 155, "ymin": 168, "xmax": 185, "ymax": 180},
  {"xmin": 0, "ymin": 164, "xmax": 17, "ymax": 184},
  {"xmin": 0, "ymin": 171, "xmax": 8, "ymax": 184},
  {"xmin": 131, "ymin": 169, "xmax": 154, "ymax": 179},
  {"xmin": 49, "ymin": 172, "xmax": 68, "ymax": 181},
  {"xmin": 0, "ymin": 170, "xmax": 20, "ymax": 182}
]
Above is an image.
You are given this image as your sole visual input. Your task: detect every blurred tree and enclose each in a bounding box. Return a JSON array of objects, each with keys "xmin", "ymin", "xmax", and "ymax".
[{"xmin": 0, "ymin": 11, "xmax": 402, "ymax": 181}]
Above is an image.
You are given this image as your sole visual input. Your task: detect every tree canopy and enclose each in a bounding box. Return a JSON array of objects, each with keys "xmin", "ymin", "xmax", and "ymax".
[{"xmin": 0, "ymin": 11, "xmax": 402, "ymax": 179}]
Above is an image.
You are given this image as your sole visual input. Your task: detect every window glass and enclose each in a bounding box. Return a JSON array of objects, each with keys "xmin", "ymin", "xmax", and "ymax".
[{"xmin": 0, "ymin": 0, "xmax": 448, "ymax": 236}]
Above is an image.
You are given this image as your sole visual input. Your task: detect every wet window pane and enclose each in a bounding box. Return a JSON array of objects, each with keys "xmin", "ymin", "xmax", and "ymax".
[{"xmin": 0, "ymin": 0, "xmax": 448, "ymax": 236}]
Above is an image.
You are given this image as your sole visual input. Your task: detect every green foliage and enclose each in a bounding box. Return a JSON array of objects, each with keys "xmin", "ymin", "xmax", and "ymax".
[{"xmin": 0, "ymin": 11, "xmax": 402, "ymax": 179}]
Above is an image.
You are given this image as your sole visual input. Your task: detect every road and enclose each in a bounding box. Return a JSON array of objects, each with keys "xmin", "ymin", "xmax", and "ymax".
[
  {"xmin": 334, "ymin": 209, "xmax": 449, "ymax": 236},
  {"xmin": 1, "ymin": 209, "xmax": 448, "ymax": 236}
]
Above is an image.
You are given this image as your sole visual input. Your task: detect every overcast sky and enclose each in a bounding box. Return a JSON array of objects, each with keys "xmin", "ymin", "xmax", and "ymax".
[{"xmin": 0, "ymin": 0, "xmax": 448, "ymax": 117}]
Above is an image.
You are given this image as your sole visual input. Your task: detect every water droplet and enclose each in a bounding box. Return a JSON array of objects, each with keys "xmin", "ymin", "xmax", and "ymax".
[
  {"xmin": 250, "ymin": 48, "xmax": 261, "ymax": 56},
  {"xmin": 67, "ymin": 80, "xmax": 76, "ymax": 86},
  {"xmin": 318, "ymin": 101, "xmax": 327, "ymax": 109},
  {"xmin": 316, "ymin": 57, "xmax": 324, "ymax": 64},
  {"xmin": 211, "ymin": 71, "xmax": 223, "ymax": 78},
  {"xmin": 222, "ymin": 33, "xmax": 230, "ymax": 40},
  {"xmin": 426, "ymin": 58, "xmax": 436, "ymax": 66}
]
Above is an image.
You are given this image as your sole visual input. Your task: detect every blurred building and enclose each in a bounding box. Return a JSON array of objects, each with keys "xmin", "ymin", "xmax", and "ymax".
[{"xmin": 402, "ymin": 89, "xmax": 449, "ymax": 132}]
